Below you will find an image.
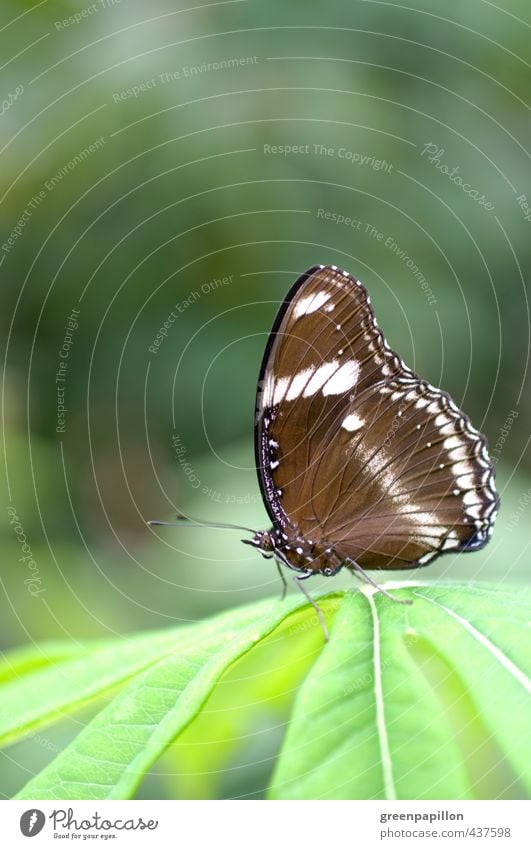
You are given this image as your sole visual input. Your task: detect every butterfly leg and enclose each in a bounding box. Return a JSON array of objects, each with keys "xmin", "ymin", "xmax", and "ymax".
[
  {"xmin": 344, "ymin": 558, "xmax": 412, "ymax": 605},
  {"xmin": 275, "ymin": 559, "xmax": 288, "ymax": 601},
  {"xmin": 293, "ymin": 574, "xmax": 329, "ymax": 642}
]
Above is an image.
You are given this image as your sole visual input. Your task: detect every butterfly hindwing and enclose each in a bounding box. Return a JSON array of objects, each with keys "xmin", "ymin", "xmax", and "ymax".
[{"xmin": 299, "ymin": 377, "xmax": 498, "ymax": 568}]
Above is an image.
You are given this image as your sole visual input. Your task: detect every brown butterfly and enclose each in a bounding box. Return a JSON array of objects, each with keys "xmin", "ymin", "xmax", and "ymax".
[
  {"xmin": 152, "ymin": 265, "xmax": 499, "ymax": 639},
  {"xmin": 242, "ymin": 265, "xmax": 498, "ymax": 633}
]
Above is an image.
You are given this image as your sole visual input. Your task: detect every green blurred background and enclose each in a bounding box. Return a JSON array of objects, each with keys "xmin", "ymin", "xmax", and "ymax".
[{"xmin": 1, "ymin": 0, "xmax": 530, "ymax": 798}]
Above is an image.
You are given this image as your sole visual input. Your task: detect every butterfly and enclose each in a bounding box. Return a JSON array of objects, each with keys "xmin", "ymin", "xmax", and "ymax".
[
  {"xmin": 150, "ymin": 264, "xmax": 499, "ymax": 639},
  {"xmin": 240, "ymin": 264, "xmax": 499, "ymax": 631}
]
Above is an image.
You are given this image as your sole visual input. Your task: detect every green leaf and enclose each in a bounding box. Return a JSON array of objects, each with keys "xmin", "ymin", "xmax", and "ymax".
[
  {"xmin": 0, "ymin": 628, "xmax": 192, "ymax": 748},
  {"xmin": 163, "ymin": 605, "xmax": 327, "ymax": 799},
  {"xmin": 14, "ymin": 594, "xmax": 340, "ymax": 799},
  {"xmin": 4, "ymin": 583, "xmax": 529, "ymax": 801},
  {"xmin": 269, "ymin": 583, "xmax": 531, "ymax": 800},
  {"xmin": 2, "ymin": 598, "xmax": 316, "ymax": 751},
  {"xmin": 0, "ymin": 642, "xmax": 89, "ymax": 684}
]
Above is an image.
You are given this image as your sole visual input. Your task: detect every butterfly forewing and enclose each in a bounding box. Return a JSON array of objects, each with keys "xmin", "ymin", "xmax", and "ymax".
[
  {"xmin": 255, "ymin": 266, "xmax": 414, "ymax": 525},
  {"xmin": 255, "ymin": 265, "xmax": 498, "ymax": 570}
]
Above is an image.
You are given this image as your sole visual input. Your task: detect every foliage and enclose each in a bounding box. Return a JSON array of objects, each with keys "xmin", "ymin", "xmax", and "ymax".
[{"xmin": 1, "ymin": 583, "xmax": 529, "ymax": 800}]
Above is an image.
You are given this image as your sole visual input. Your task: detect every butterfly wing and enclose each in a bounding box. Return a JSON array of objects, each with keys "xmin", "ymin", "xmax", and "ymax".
[{"xmin": 255, "ymin": 265, "xmax": 498, "ymax": 569}]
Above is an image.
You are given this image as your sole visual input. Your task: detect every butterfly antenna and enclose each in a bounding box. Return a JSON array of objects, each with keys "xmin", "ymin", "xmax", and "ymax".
[{"xmin": 148, "ymin": 512, "xmax": 257, "ymax": 535}]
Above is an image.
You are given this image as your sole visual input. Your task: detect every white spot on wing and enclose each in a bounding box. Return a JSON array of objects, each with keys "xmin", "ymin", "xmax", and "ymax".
[
  {"xmin": 418, "ymin": 551, "xmax": 435, "ymax": 565},
  {"xmin": 448, "ymin": 446, "xmax": 469, "ymax": 462},
  {"xmin": 293, "ymin": 291, "xmax": 331, "ymax": 318},
  {"xmin": 303, "ymin": 361, "xmax": 339, "ymax": 397},
  {"xmin": 443, "ymin": 423, "xmax": 459, "ymax": 437},
  {"xmin": 272, "ymin": 376, "xmax": 289, "ymax": 406},
  {"xmin": 323, "ymin": 360, "xmax": 360, "ymax": 395},
  {"xmin": 285, "ymin": 368, "xmax": 313, "ymax": 401},
  {"xmin": 261, "ymin": 371, "xmax": 275, "ymax": 407},
  {"xmin": 342, "ymin": 412, "xmax": 365, "ymax": 432},
  {"xmin": 444, "ymin": 435, "xmax": 464, "ymax": 450}
]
